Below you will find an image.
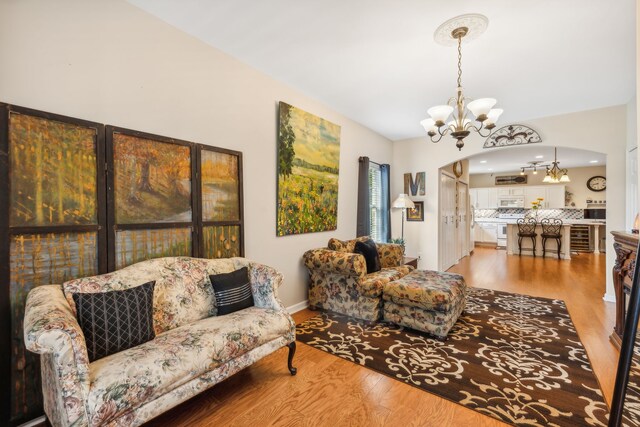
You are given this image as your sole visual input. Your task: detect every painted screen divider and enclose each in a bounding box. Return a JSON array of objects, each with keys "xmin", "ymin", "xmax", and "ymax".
[{"xmin": 0, "ymin": 103, "xmax": 244, "ymax": 426}]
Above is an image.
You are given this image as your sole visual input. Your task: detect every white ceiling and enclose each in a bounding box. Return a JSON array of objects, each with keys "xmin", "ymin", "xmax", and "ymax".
[
  {"xmin": 466, "ymin": 145, "xmax": 606, "ymax": 175},
  {"xmin": 128, "ymin": 0, "xmax": 636, "ymax": 141}
]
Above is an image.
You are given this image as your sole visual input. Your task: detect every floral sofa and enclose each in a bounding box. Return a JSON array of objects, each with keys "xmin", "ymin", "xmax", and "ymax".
[
  {"xmin": 302, "ymin": 237, "xmax": 414, "ymax": 321},
  {"xmin": 24, "ymin": 257, "xmax": 296, "ymax": 427}
]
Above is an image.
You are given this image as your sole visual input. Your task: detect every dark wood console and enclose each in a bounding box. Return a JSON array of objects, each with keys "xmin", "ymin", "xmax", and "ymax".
[{"xmin": 611, "ymin": 231, "xmax": 639, "ymax": 349}]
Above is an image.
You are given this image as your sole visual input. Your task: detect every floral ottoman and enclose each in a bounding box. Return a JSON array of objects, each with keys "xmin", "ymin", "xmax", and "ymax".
[{"xmin": 382, "ymin": 270, "xmax": 467, "ymax": 338}]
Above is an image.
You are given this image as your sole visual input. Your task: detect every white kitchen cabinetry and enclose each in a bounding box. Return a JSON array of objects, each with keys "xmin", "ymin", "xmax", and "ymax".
[
  {"xmin": 523, "ymin": 185, "xmax": 565, "ymax": 208},
  {"xmin": 471, "ymin": 185, "xmax": 564, "ymax": 209},
  {"xmin": 524, "ymin": 186, "xmax": 546, "ymax": 207},
  {"xmin": 497, "ymin": 188, "xmax": 524, "ymax": 196},
  {"xmin": 545, "ymin": 185, "xmax": 565, "ymax": 208},
  {"xmin": 473, "ymin": 188, "xmax": 498, "ymax": 209},
  {"xmin": 475, "ymin": 222, "xmax": 497, "ymax": 243}
]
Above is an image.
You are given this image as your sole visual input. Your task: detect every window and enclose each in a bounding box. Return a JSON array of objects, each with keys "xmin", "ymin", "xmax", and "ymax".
[{"xmin": 369, "ymin": 163, "xmax": 384, "ymax": 242}]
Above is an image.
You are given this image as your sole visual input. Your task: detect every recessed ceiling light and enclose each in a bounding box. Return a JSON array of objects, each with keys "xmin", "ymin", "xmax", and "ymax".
[
  {"xmin": 535, "ymin": 155, "xmax": 544, "ymax": 159},
  {"xmin": 488, "ymin": 168, "xmax": 493, "ymax": 171},
  {"xmin": 479, "ymin": 160, "xmax": 487, "ymax": 164},
  {"xmin": 589, "ymin": 160, "xmax": 599, "ymax": 163}
]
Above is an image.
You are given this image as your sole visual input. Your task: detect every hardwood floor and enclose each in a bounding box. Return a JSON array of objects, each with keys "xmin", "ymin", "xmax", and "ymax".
[{"xmin": 146, "ymin": 247, "xmax": 617, "ymax": 426}]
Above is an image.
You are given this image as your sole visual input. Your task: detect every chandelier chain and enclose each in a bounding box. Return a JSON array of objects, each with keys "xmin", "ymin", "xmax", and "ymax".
[{"xmin": 457, "ymin": 35, "xmax": 463, "ymax": 88}]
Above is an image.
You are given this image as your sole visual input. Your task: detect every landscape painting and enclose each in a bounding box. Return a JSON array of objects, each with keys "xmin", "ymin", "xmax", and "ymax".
[
  {"xmin": 201, "ymin": 150, "xmax": 240, "ymax": 222},
  {"xmin": 277, "ymin": 102, "xmax": 340, "ymax": 236},
  {"xmin": 9, "ymin": 113, "xmax": 97, "ymax": 227},
  {"xmin": 113, "ymin": 133, "xmax": 192, "ymax": 224}
]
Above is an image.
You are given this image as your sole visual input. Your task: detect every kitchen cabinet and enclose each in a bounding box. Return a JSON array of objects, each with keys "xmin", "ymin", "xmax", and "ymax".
[
  {"xmin": 524, "ymin": 186, "xmax": 546, "ymax": 207},
  {"xmin": 473, "ymin": 188, "xmax": 498, "ymax": 209},
  {"xmin": 545, "ymin": 185, "xmax": 565, "ymax": 208},
  {"xmin": 523, "ymin": 185, "xmax": 565, "ymax": 208},
  {"xmin": 471, "ymin": 185, "xmax": 564, "ymax": 209},
  {"xmin": 475, "ymin": 222, "xmax": 497, "ymax": 243},
  {"xmin": 497, "ymin": 188, "xmax": 524, "ymax": 196}
]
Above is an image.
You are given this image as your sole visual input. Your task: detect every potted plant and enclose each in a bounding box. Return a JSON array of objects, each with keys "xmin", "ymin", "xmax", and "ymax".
[{"xmin": 389, "ymin": 238, "xmax": 406, "ymax": 254}]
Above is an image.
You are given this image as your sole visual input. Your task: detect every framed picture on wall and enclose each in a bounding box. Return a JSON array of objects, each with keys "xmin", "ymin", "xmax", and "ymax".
[{"xmin": 407, "ymin": 201, "xmax": 424, "ymax": 222}]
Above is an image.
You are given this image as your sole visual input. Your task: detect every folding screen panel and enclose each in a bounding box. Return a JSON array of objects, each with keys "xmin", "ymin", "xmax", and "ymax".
[
  {"xmin": 198, "ymin": 145, "xmax": 244, "ymax": 258},
  {"xmin": 106, "ymin": 127, "xmax": 198, "ymax": 270},
  {"xmin": 0, "ymin": 104, "xmax": 106, "ymax": 425}
]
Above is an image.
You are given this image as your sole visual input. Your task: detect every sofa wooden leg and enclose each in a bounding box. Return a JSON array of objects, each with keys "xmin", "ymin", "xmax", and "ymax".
[{"xmin": 287, "ymin": 342, "xmax": 297, "ymax": 376}]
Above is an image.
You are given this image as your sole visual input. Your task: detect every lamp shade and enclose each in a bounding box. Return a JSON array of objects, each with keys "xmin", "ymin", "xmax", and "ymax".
[
  {"xmin": 559, "ymin": 173, "xmax": 571, "ymax": 183},
  {"xmin": 467, "ymin": 98, "xmax": 497, "ymax": 118},
  {"xmin": 392, "ymin": 193, "xmax": 415, "ymax": 209},
  {"xmin": 420, "ymin": 118, "xmax": 438, "ymax": 133},
  {"xmin": 427, "ymin": 105, "xmax": 454, "ymax": 123},
  {"xmin": 485, "ymin": 108, "xmax": 503, "ymax": 125}
]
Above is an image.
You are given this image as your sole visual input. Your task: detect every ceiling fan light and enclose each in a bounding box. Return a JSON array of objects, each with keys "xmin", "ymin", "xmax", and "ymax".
[
  {"xmin": 427, "ymin": 105, "xmax": 454, "ymax": 124},
  {"xmin": 467, "ymin": 98, "xmax": 496, "ymax": 119}
]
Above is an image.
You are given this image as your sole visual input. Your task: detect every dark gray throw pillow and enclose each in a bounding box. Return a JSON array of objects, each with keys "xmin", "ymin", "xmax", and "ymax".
[
  {"xmin": 354, "ymin": 239, "xmax": 381, "ymax": 274},
  {"xmin": 72, "ymin": 281, "xmax": 156, "ymax": 362},
  {"xmin": 210, "ymin": 267, "xmax": 254, "ymax": 315}
]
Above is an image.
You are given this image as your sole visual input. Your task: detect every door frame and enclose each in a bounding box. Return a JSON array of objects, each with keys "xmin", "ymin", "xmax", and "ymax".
[{"xmin": 438, "ymin": 169, "xmax": 457, "ymax": 271}]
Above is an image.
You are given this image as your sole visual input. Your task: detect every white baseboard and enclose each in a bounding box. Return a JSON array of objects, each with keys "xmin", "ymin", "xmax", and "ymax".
[
  {"xmin": 603, "ymin": 292, "xmax": 616, "ymax": 303},
  {"xmin": 287, "ymin": 300, "xmax": 309, "ymax": 314},
  {"xmin": 18, "ymin": 416, "xmax": 45, "ymax": 427}
]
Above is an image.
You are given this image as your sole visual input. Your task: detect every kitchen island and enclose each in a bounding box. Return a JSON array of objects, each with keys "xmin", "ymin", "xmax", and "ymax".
[{"xmin": 505, "ymin": 222, "xmax": 573, "ymax": 259}]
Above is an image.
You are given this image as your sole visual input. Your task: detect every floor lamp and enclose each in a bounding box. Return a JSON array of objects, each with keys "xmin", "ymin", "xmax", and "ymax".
[{"xmin": 392, "ymin": 193, "xmax": 415, "ymax": 243}]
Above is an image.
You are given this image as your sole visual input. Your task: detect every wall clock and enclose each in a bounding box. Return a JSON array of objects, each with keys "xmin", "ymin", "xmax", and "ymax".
[{"xmin": 586, "ymin": 175, "xmax": 606, "ymax": 192}]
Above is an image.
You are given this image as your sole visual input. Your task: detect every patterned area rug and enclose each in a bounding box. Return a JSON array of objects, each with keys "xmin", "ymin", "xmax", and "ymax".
[{"xmin": 296, "ymin": 287, "xmax": 610, "ymax": 426}]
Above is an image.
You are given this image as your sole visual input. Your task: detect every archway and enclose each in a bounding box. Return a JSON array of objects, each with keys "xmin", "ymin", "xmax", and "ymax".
[{"xmin": 392, "ymin": 105, "xmax": 627, "ymax": 300}]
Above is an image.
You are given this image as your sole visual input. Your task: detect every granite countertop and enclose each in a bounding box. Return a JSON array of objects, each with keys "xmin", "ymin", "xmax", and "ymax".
[{"xmin": 474, "ymin": 218, "xmax": 606, "ymax": 225}]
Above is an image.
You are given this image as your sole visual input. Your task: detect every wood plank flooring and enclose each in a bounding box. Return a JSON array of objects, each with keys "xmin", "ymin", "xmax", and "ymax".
[{"xmin": 143, "ymin": 247, "xmax": 617, "ymax": 426}]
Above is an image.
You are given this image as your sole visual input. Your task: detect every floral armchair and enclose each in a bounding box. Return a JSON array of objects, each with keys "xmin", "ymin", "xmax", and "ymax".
[{"xmin": 302, "ymin": 237, "xmax": 414, "ymax": 321}]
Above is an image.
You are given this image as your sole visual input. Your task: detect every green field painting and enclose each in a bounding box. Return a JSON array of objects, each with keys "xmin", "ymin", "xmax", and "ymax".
[{"xmin": 277, "ymin": 102, "xmax": 340, "ymax": 236}]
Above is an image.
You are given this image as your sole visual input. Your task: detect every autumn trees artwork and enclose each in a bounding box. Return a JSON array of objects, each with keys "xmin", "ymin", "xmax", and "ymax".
[
  {"xmin": 10, "ymin": 114, "xmax": 97, "ymax": 226},
  {"xmin": 113, "ymin": 133, "xmax": 192, "ymax": 223},
  {"xmin": 277, "ymin": 102, "xmax": 341, "ymax": 236}
]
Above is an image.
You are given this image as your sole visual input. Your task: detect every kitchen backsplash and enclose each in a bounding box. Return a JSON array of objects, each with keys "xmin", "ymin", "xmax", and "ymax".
[{"xmin": 475, "ymin": 208, "xmax": 584, "ymax": 220}]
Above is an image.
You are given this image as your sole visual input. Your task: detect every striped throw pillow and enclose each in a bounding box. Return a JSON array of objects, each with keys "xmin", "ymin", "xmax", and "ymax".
[{"xmin": 210, "ymin": 267, "xmax": 254, "ymax": 315}]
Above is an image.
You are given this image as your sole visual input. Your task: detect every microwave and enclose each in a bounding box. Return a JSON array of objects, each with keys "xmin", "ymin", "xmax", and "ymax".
[
  {"xmin": 498, "ymin": 196, "xmax": 524, "ymax": 208},
  {"xmin": 584, "ymin": 208, "xmax": 606, "ymax": 219}
]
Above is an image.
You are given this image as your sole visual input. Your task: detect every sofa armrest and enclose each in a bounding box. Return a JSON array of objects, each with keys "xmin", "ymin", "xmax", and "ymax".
[
  {"xmin": 24, "ymin": 285, "xmax": 91, "ymax": 426},
  {"xmin": 376, "ymin": 243, "xmax": 404, "ymax": 268},
  {"xmin": 302, "ymin": 249, "xmax": 367, "ymax": 278},
  {"xmin": 249, "ymin": 262, "xmax": 288, "ymax": 311}
]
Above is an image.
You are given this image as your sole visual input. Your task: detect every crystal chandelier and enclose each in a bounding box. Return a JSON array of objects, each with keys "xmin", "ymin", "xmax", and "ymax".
[
  {"xmin": 421, "ymin": 14, "xmax": 503, "ymax": 150},
  {"xmin": 519, "ymin": 148, "xmax": 570, "ymax": 183}
]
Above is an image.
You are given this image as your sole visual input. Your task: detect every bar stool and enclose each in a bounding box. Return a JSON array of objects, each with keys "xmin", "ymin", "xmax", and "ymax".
[
  {"xmin": 541, "ymin": 218, "xmax": 563, "ymax": 259},
  {"xmin": 517, "ymin": 218, "xmax": 537, "ymax": 257}
]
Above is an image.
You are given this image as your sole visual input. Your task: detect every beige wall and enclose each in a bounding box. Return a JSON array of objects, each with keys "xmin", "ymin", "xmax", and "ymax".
[
  {"xmin": 0, "ymin": 0, "xmax": 394, "ymax": 309},
  {"xmin": 393, "ymin": 105, "xmax": 628, "ymax": 301},
  {"xmin": 469, "ymin": 165, "xmax": 607, "ymax": 208}
]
